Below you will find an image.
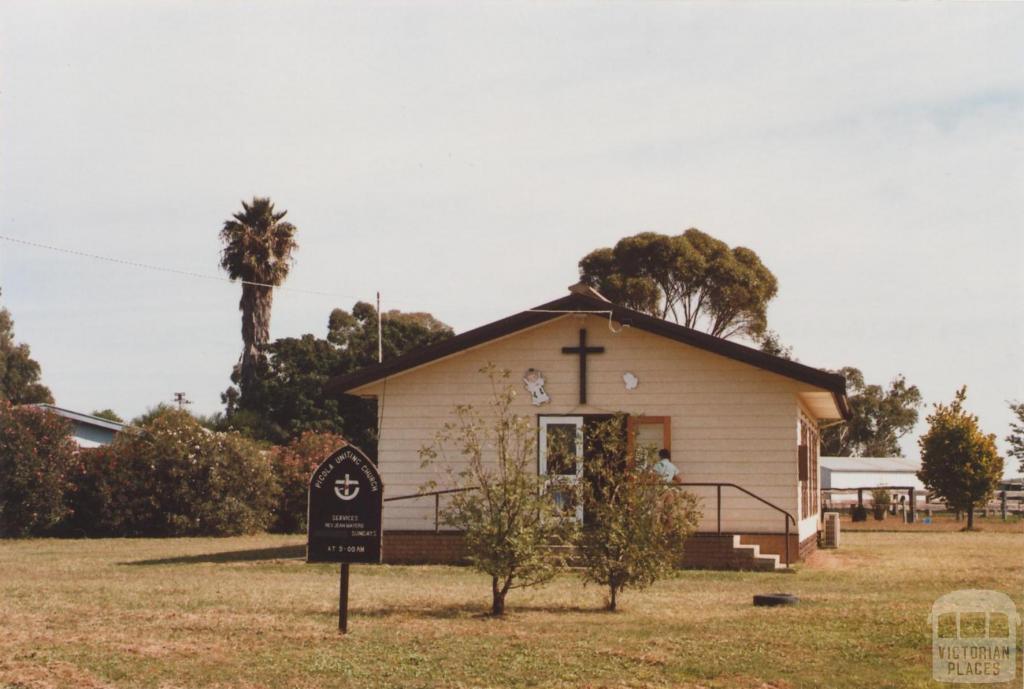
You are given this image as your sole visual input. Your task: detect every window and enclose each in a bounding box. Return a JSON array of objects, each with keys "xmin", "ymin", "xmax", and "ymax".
[
  {"xmin": 798, "ymin": 412, "xmax": 820, "ymax": 517},
  {"xmin": 626, "ymin": 416, "xmax": 671, "ymax": 466}
]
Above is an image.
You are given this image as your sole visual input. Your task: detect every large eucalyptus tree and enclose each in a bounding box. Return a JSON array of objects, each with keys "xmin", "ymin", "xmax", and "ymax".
[
  {"xmin": 578, "ymin": 229, "xmax": 778, "ymax": 340},
  {"xmin": 219, "ymin": 197, "xmax": 298, "ymax": 392}
]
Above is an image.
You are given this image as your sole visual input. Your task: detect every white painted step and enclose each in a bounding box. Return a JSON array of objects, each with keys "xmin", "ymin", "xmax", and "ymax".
[{"xmin": 731, "ymin": 535, "xmax": 784, "ymax": 570}]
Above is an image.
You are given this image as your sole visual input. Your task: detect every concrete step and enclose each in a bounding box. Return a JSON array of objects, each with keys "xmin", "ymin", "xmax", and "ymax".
[{"xmin": 730, "ymin": 536, "xmax": 783, "ymax": 571}]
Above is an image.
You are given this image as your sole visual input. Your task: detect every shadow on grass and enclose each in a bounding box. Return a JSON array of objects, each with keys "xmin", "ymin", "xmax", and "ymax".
[
  {"xmin": 350, "ymin": 602, "xmax": 608, "ymax": 620},
  {"xmin": 122, "ymin": 544, "xmax": 306, "ymax": 566}
]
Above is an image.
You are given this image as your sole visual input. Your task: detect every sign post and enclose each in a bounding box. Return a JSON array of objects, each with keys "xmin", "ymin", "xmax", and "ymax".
[
  {"xmin": 307, "ymin": 443, "xmax": 383, "ymax": 634},
  {"xmin": 339, "ymin": 564, "xmax": 350, "ymax": 633}
]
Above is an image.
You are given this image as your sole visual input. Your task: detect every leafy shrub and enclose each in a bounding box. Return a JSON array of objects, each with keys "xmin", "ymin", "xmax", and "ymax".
[
  {"xmin": 268, "ymin": 431, "xmax": 347, "ymax": 533},
  {"xmin": 62, "ymin": 444, "xmax": 118, "ymax": 536},
  {"xmin": 0, "ymin": 402, "xmax": 77, "ymax": 536},
  {"xmin": 577, "ymin": 418, "xmax": 702, "ymax": 610},
  {"xmin": 65, "ymin": 410, "xmax": 278, "ymax": 536}
]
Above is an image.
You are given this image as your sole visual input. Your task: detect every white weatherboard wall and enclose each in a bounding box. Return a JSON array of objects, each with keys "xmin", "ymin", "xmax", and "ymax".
[{"xmin": 354, "ymin": 314, "xmax": 830, "ymax": 536}]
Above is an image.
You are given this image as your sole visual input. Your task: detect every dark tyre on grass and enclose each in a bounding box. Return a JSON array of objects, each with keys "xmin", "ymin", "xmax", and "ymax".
[{"xmin": 753, "ymin": 593, "xmax": 799, "ymax": 607}]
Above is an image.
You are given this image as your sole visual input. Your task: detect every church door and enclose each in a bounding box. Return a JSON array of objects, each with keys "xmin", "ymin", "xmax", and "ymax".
[{"xmin": 538, "ymin": 416, "xmax": 584, "ymax": 520}]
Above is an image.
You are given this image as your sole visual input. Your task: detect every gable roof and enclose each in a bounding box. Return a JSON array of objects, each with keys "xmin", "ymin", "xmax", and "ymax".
[
  {"xmin": 31, "ymin": 404, "xmax": 129, "ymax": 432},
  {"xmin": 326, "ymin": 290, "xmax": 851, "ymax": 419}
]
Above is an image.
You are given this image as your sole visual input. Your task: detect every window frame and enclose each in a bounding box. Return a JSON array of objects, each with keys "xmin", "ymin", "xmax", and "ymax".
[{"xmin": 626, "ymin": 416, "xmax": 672, "ymax": 465}]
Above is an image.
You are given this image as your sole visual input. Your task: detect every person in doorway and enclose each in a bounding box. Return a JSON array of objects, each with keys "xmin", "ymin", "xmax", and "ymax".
[{"xmin": 652, "ymin": 448, "xmax": 682, "ymax": 484}]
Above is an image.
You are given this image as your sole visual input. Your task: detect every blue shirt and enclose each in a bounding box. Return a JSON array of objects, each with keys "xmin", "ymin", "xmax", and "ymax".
[{"xmin": 653, "ymin": 458, "xmax": 680, "ymax": 482}]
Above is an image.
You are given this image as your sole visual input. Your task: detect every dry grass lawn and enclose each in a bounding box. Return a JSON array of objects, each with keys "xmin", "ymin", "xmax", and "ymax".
[{"xmin": 1, "ymin": 531, "xmax": 1021, "ymax": 689}]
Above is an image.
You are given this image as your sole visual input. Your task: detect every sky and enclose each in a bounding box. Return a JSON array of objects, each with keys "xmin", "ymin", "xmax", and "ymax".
[{"xmin": 1, "ymin": 2, "xmax": 1021, "ymax": 474}]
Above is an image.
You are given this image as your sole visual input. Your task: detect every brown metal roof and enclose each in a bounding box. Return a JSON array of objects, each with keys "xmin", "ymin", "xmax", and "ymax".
[{"xmin": 325, "ymin": 291, "xmax": 851, "ymax": 419}]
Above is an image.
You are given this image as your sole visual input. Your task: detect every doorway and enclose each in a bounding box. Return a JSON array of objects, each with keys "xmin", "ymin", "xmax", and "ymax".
[
  {"xmin": 538, "ymin": 416, "xmax": 584, "ymax": 520},
  {"xmin": 538, "ymin": 414, "xmax": 629, "ymax": 521}
]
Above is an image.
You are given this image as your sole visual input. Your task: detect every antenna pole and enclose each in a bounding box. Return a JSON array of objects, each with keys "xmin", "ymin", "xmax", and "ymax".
[{"xmin": 376, "ymin": 291, "xmax": 383, "ymax": 363}]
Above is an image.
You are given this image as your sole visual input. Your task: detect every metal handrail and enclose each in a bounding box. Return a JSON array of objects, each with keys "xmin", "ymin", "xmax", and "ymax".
[
  {"xmin": 383, "ymin": 482, "xmax": 798, "ymax": 567},
  {"xmin": 671, "ymin": 482, "xmax": 797, "ymax": 567},
  {"xmin": 383, "ymin": 488, "xmax": 474, "ymax": 534}
]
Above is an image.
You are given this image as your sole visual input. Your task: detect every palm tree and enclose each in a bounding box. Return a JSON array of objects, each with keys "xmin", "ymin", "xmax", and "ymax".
[{"xmin": 219, "ymin": 197, "xmax": 298, "ymax": 392}]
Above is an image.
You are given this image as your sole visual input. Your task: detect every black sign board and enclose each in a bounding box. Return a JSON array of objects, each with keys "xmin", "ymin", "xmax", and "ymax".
[{"xmin": 307, "ymin": 444, "xmax": 383, "ymax": 564}]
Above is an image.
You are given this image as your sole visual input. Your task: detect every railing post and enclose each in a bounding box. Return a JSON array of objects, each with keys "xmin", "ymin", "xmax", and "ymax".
[
  {"xmin": 434, "ymin": 493, "xmax": 440, "ymax": 533},
  {"xmin": 784, "ymin": 517, "xmax": 791, "ymax": 569},
  {"xmin": 716, "ymin": 485, "xmax": 722, "ymax": 534}
]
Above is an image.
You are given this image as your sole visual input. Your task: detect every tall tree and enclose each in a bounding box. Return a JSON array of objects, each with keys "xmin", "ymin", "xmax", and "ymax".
[
  {"xmin": 917, "ymin": 387, "xmax": 1003, "ymax": 530},
  {"xmin": 758, "ymin": 330, "xmax": 794, "ymax": 360},
  {"xmin": 224, "ymin": 301, "xmax": 453, "ymax": 448},
  {"xmin": 821, "ymin": 367, "xmax": 922, "ymax": 457},
  {"xmin": 578, "ymin": 229, "xmax": 778, "ymax": 339},
  {"xmin": 219, "ymin": 197, "xmax": 298, "ymax": 393},
  {"xmin": 327, "ymin": 301, "xmax": 452, "ymax": 368},
  {"xmin": 0, "ymin": 292, "xmax": 54, "ymax": 404},
  {"xmin": 1007, "ymin": 402, "xmax": 1024, "ymax": 473}
]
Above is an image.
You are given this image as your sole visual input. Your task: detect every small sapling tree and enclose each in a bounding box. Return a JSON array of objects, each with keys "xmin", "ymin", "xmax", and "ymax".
[
  {"xmin": 871, "ymin": 488, "xmax": 891, "ymax": 521},
  {"xmin": 917, "ymin": 387, "xmax": 1003, "ymax": 531},
  {"xmin": 577, "ymin": 417, "xmax": 701, "ymax": 611},
  {"xmin": 420, "ymin": 364, "xmax": 577, "ymax": 616}
]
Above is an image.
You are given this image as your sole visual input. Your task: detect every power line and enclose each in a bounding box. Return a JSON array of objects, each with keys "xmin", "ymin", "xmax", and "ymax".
[{"xmin": 0, "ymin": 233, "xmax": 362, "ymax": 300}]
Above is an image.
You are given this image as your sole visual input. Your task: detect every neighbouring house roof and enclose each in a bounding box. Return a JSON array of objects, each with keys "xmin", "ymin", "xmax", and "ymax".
[
  {"xmin": 31, "ymin": 404, "xmax": 129, "ymax": 433},
  {"xmin": 326, "ymin": 286, "xmax": 851, "ymax": 419},
  {"xmin": 820, "ymin": 456, "xmax": 920, "ymax": 473}
]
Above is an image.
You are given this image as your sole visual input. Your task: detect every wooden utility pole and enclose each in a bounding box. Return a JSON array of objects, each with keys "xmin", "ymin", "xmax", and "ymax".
[{"xmin": 376, "ymin": 291, "xmax": 383, "ymax": 363}]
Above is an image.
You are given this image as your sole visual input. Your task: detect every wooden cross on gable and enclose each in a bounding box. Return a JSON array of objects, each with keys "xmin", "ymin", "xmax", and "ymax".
[{"xmin": 562, "ymin": 328, "xmax": 605, "ymax": 404}]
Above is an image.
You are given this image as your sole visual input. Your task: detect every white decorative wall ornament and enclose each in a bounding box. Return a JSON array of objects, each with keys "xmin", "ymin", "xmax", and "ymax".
[
  {"xmin": 623, "ymin": 372, "xmax": 639, "ymax": 391},
  {"xmin": 523, "ymin": 368, "xmax": 551, "ymax": 406}
]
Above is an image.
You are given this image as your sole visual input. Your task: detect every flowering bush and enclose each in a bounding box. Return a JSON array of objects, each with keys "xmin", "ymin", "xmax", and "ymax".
[
  {"xmin": 0, "ymin": 402, "xmax": 77, "ymax": 536},
  {"xmin": 268, "ymin": 431, "xmax": 347, "ymax": 533},
  {"xmin": 66, "ymin": 410, "xmax": 279, "ymax": 536}
]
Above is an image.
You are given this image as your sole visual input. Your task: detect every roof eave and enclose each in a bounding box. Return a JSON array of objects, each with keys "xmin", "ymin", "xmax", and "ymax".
[{"xmin": 326, "ymin": 292, "xmax": 850, "ymax": 401}]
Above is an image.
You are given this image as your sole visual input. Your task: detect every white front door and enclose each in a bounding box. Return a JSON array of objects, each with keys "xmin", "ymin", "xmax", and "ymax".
[{"xmin": 539, "ymin": 416, "xmax": 584, "ymax": 520}]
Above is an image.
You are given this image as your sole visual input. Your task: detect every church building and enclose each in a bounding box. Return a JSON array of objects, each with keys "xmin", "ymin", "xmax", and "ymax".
[{"xmin": 327, "ymin": 284, "xmax": 849, "ymax": 570}]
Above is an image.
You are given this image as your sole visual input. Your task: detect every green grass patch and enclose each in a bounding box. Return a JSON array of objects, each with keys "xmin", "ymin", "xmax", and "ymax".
[{"xmin": 1, "ymin": 531, "xmax": 1021, "ymax": 688}]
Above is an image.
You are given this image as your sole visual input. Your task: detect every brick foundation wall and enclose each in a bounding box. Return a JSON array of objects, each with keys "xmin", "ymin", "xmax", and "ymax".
[
  {"xmin": 384, "ymin": 530, "xmax": 817, "ymax": 568},
  {"xmin": 680, "ymin": 534, "xmax": 774, "ymax": 570}
]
